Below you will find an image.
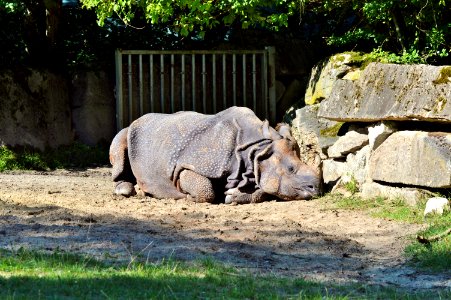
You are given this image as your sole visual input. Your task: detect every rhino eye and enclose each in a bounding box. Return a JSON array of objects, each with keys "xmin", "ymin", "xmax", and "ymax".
[{"xmin": 287, "ymin": 165, "xmax": 295, "ymax": 174}]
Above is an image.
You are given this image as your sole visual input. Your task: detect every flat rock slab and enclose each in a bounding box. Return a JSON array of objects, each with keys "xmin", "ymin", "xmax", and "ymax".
[
  {"xmin": 327, "ymin": 131, "xmax": 369, "ymax": 158},
  {"xmin": 369, "ymin": 131, "xmax": 451, "ymax": 188},
  {"xmin": 360, "ymin": 182, "xmax": 430, "ymax": 206},
  {"xmin": 318, "ymin": 63, "xmax": 451, "ymax": 123}
]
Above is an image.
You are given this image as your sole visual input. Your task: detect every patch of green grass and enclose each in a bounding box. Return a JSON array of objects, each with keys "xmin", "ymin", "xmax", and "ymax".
[
  {"xmin": 324, "ymin": 194, "xmax": 425, "ymax": 223},
  {"xmin": 0, "ymin": 143, "xmax": 109, "ymax": 171},
  {"xmin": 324, "ymin": 194, "xmax": 383, "ymax": 211},
  {"xmin": 371, "ymin": 197, "xmax": 425, "ymax": 224},
  {"xmin": 343, "ymin": 177, "xmax": 359, "ymax": 195},
  {"xmin": 0, "ymin": 248, "xmax": 447, "ymax": 299},
  {"xmin": 405, "ymin": 213, "xmax": 451, "ymax": 271},
  {"xmin": 322, "ymin": 194, "xmax": 450, "ymax": 272}
]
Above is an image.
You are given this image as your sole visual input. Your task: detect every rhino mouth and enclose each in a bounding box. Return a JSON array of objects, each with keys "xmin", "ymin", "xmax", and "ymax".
[{"xmin": 288, "ymin": 185, "xmax": 319, "ymax": 200}]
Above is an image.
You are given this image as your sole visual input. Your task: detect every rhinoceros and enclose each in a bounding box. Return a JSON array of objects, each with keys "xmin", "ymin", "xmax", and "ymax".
[{"xmin": 109, "ymin": 107, "xmax": 320, "ymax": 204}]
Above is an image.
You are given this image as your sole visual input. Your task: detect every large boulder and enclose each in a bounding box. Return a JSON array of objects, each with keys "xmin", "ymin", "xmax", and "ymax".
[
  {"xmin": 318, "ymin": 63, "xmax": 451, "ymax": 123},
  {"xmin": 369, "ymin": 131, "xmax": 451, "ymax": 188},
  {"xmin": 291, "ymin": 104, "xmax": 342, "ymax": 174},
  {"xmin": 304, "ymin": 52, "xmax": 364, "ymax": 105},
  {"xmin": 0, "ymin": 69, "xmax": 73, "ymax": 150},
  {"xmin": 71, "ymin": 70, "xmax": 116, "ymax": 146}
]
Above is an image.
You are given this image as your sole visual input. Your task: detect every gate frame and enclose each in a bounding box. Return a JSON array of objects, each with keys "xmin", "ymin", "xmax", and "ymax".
[{"xmin": 115, "ymin": 47, "xmax": 276, "ymax": 131}]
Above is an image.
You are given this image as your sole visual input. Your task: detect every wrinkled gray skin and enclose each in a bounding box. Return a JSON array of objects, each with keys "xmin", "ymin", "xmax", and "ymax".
[{"xmin": 109, "ymin": 107, "xmax": 320, "ymax": 204}]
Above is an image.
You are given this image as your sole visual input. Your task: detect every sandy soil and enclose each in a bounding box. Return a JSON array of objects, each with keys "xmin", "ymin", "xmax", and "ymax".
[{"xmin": 0, "ymin": 168, "xmax": 449, "ymax": 291}]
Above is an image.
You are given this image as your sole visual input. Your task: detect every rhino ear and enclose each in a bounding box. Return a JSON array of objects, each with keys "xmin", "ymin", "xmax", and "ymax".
[
  {"xmin": 276, "ymin": 123, "xmax": 296, "ymax": 148},
  {"xmin": 262, "ymin": 120, "xmax": 281, "ymax": 140},
  {"xmin": 276, "ymin": 123, "xmax": 293, "ymax": 141}
]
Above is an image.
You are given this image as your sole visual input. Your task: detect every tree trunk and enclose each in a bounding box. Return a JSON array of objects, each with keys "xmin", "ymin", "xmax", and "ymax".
[
  {"xmin": 23, "ymin": 0, "xmax": 62, "ymax": 68},
  {"xmin": 391, "ymin": 4, "xmax": 409, "ymax": 52}
]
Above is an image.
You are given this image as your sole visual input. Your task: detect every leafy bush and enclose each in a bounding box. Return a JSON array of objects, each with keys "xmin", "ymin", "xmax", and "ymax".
[
  {"xmin": 319, "ymin": 0, "xmax": 450, "ymax": 64},
  {"xmin": 0, "ymin": 143, "xmax": 109, "ymax": 171}
]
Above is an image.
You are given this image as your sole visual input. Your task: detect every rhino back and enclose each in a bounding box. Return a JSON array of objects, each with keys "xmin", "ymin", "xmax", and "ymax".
[{"xmin": 127, "ymin": 107, "xmax": 262, "ymax": 185}]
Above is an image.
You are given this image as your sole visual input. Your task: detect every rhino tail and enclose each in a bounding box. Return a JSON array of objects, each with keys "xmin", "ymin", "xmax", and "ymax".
[{"xmin": 109, "ymin": 127, "xmax": 137, "ymax": 196}]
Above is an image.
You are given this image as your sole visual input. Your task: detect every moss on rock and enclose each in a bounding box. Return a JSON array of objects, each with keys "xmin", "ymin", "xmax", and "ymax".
[
  {"xmin": 433, "ymin": 66, "xmax": 451, "ymax": 85},
  {"xmin": 320, "ymin": 122, "xmax": 344, "ymax": 137}
]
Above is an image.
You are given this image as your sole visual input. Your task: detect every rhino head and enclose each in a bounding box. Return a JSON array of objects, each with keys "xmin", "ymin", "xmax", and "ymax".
[{"xmin": 256, "ymin": 122, "xmax": 320, "ymax": 200}]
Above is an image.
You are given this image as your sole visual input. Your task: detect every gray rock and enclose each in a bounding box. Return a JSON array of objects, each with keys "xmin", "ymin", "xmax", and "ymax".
[
  {"xmin": 292, "ymin": 105, "xmax": 342, "ymax": 173},
  {"xmin": 322, "ymin": 160, "xmax": 348, "ymax": 184},
  {"xmin": 327, "ymin": 131, "xmax": 369, "ymax": 158},
  {"xmin": 343, "ymin": 145, "xmax": 371, "ymax": 186},
  {"xmin": 318, "ymin": 63, "xmax": 451, "ymax": 123},
  {"xmin": 360, "ymin": 182, "xmax": 430, "ymax": 206},
  {"xmin": 424, "ymin": 197, "xmax": 449, "ymax": 216},
  {"xmin": 0, "ymin": 69, "xmax": 73, "ymax": 150},
  {"xmin": 369, "ymin": 131, "xmax": 451, "ymax": 188},
  {"xmin": 71, "ymin": 71, "xmax": 115, "ymax": 146},
  {"xmin": 304, "ymin": 53, "xmax": 362, "ymax": 105}
]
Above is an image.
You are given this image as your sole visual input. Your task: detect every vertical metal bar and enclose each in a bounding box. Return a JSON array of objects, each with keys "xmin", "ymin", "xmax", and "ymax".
[
  {"xmin": 212, "ymin": 54, "xmax": 217, "ymax": 113},
  {"xmin": 252, "ymin": 54, "xmax": 257, "ymax": 113},
  {"xmin": 242, "ymin": 54, "xmax": 246, "ymax": 107},
  {"xmin": 139, "ymin": 54, "xmax": 143, "ymax": 116},
  {"xmin": 202, "ymin": 54, "xmax": 206, "ymax": 113},
  {"xmin": 128, "ymin": 54, "xmax": 133, "ymax": 124},
  {"xmin": 222, "ymin": 54, "xmax": 227, "ymax": 109},
  {"xmin": 149, "ymin": 54, "xmax": 154, "ymax": 112},
  {"xmin": 115, "ymin": 50, "xmax": 123, "ymax": 131},
  {"xmin": 170, "ymin": 54, "xmax": 175, "ymax": 112},
  {"xmin": 160, "ymin": 54, "xmax": 165, "ymax": 112},
  {"xmin": 266, "ymin": 46, "xmax": 277, "ymax": 124},
  {"xmin": 232, "ymin": 54, "xmax": 236, "ymax": 106},
  {"xmin": 181, "ymin": 54, "xmax": 185, "ymax": 111},
  {"xmin": 191, "ymin": 54, "xmax": 196, "ymax": 111},
  {"xmin": 262, "ymin": 53, "xmax": 268, "ymax": 119}
]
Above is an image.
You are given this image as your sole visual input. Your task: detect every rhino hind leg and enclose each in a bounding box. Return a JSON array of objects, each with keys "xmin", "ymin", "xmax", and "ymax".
[
  {"xmin": 179, "ymin": 170, "xmax": 215, "ymax": 203},
  {"xmin": 110, "ymin": 128, "xmax": 137, "ymax": 197}
]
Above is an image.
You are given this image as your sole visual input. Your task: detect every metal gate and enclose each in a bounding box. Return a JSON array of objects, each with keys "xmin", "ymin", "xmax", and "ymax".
[{"xmin": 115, "ymin": 47, "xmax": 276, "ymax": 130}]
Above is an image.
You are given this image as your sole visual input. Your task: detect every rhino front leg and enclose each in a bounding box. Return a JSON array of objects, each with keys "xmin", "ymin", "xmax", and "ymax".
[
  {"xmin": 225, "ymin": 188, "xmax": 272, "ymax": 204},
  {"xmin": 179, "ymin": 170, "xmax": 215, "ymax": 203}
]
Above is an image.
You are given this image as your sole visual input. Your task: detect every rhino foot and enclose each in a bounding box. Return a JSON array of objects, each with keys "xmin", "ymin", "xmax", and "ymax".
[{"xmin": 114, "ymin": 181, "xmax": 136, "ymax": 197}]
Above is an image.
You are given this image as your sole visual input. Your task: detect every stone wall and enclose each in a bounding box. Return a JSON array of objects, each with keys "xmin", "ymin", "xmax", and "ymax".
[
  {"xmin": 292, "ymin": 58, "xmax": 451, "ymax": 204},
  {"xmin": 0, "ymin": 69, "xmax": 73, "ymax": 150},
  {"xmin": 0, "ymin": 68, "xmax": 116, "ymax": 150}
]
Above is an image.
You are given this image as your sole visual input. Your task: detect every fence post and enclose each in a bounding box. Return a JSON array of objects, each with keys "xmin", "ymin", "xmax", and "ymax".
[
  {"xmin": 115, "ymin": 50, "xmax": 123, "ymax": 131},
  {"xmin": 266, "ymin": 46, "xmax": 276, "ymax": 124}
]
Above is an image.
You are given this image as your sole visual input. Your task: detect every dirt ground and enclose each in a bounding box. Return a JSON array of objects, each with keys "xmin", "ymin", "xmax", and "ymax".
[{"xmin": 0, "ymin": 168, "xmax": 449, "ymax": 291}]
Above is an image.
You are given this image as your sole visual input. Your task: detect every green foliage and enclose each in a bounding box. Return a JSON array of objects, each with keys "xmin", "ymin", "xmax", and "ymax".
[
  {"xmin": 0, "ymin": 1, "xmax": 27, "ymax": 66},
  {"xmin": 343, "ymin": 177, "xmax": 359, "ymax": 195},
  {"xmin": 319, "ymin": 0, "xmax": 450, "ymax": 63},
  {"xmin": 0, "ymin": 248, "xmax": 447, "ymax": 299},
  {"xmin": 80, "ymin": 0, "xmax": 302, "ymax": 37},
  {"xmin": 365, "ymin": 47, "xmax": 425, "ymax": 64},
  {"xmin": 0, "ymin": 144, "xmax": 109, "ymax": 171}
]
